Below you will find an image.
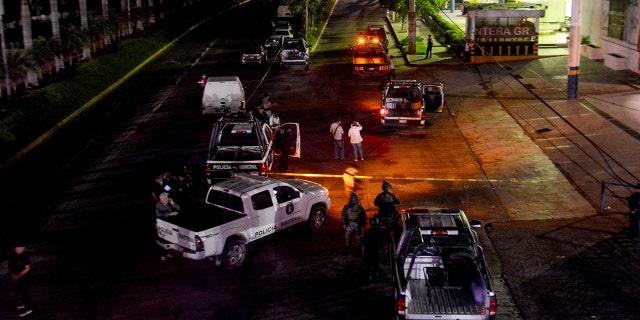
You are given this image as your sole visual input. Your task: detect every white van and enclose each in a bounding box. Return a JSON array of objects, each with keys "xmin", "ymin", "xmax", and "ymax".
[{"xmin": 201, "ymin": 76, "xmax": 245, "ymax": 116}]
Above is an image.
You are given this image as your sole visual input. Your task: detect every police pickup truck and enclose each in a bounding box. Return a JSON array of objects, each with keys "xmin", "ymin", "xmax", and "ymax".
[
  {"xmin": 391, "ymin": 208, "xmax": 497, "ymax": 320},
  {"xmin": 205, "ymin": 118, "xmax": 299, "ymax": 184},
  {"xmin": 156, "ymin": 173, "xmax": 330, "ymax": 270},
  {"xmin": 379, "ymin": 80, "xmax": 444, "ymax": 127},
  {"xmin": 351, "ymin": 36, "xmax": 389, "ymax": 75}
]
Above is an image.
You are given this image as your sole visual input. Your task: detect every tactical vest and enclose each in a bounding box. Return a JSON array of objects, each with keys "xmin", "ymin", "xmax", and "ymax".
[{"xmin": 346, "ymin": 204, "xmax": 361, "ymax": 221}]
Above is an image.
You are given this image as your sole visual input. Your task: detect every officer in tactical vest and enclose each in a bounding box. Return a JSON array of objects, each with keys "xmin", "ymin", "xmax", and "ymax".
[
  {"xmin": 373, "ymin": 181, "xmax": 400, "ymax": 221},
  {"xmin": 342, "ymin": 192, "xmax": 367, "ymax": 254}
]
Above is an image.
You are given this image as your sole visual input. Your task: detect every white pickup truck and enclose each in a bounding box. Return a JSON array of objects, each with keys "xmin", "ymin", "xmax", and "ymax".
[
  {"xmin": 279, "ymin": 38, "xmax": 310, "ymax": 70},
  {"xmin": 391, "ymin": 208, "xmax": 497, "ymax": 320},
  {"xmin": 155, "ymin": 173, "xmax": 330, "ymax": 270}
]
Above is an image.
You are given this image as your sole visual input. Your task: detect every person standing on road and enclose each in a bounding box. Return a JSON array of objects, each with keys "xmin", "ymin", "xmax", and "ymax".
[
  {"xmin": 330, "ymin": 120, "xmax": 345, "ymax": 160},
  {"xmin": 425, "ymin": 35, "xmax": 433, "ymax": 59},
  {"xmin": 374, "ymin": 181, "xmax": 400, "ymax": 221},
  {"xmin": 342, "ymin": 192, "xmax": 367, "ymax": 254},
  {"xmin": 277, "ymin": 125, "xmax": 294, "ymax": 172},
  {"xmin": 362, "ymin": 217, "xmax": 385, "ymax": 281},
  {"xmin": 343, "ymin": 163, "xmax": 362, "ymax": 197},
  {"xmin": 8, "ymin": 242, "xmax": 33, "ymax": 317},
  {"xmin": 388, "ymin": 55, "xmax": 395, "ymax": 80},
  {"xmin": 348, "ymin": 120, "xmax": 364, "ymax": 161}
]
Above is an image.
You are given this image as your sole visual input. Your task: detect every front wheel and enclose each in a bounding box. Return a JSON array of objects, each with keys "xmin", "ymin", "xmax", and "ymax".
[
  {"xmin": 308, "ymin": 206, "xmax": 327, "ymax": 232},
  {"xmin": 221, "ymin": 239, "xmax": 246, "ymax": 270}
]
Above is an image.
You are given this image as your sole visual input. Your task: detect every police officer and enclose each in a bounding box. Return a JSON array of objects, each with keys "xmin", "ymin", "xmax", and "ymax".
[
  {"xmin": 341, "ymin": 192, "xmax": 366, "ymax": 254},
  {"xmin": 373, "ymin": 181, "xmax": 400, "ymax": 221}
]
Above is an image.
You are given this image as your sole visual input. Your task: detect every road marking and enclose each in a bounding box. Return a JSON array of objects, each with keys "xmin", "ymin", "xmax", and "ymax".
[{"xmin": 271, "ymin": 172, "xmax": 557, "ymax": 184}]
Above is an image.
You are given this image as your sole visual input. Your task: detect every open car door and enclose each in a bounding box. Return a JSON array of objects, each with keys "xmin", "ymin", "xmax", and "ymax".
[
  {"xmin": 280, "ymin": 122, "xmax": 301, "ymax": 158},
  {"xmin": 423, "ymin": 83, "xmax": 444, "ymax": 113}
]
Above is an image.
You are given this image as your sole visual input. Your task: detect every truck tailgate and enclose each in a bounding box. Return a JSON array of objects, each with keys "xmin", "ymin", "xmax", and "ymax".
[{"xmin": 406, "ymin": 279, "xmax": 483, "ymax": 319}]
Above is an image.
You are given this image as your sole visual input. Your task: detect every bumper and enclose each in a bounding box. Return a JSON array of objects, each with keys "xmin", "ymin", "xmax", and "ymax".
[
  {"xmin": 381, "ymin": 118, "xmax": 425, "ymax": 127},
  {"xmin": 156, "ymin": 237, "xmax": 207, "ymax": 260}
]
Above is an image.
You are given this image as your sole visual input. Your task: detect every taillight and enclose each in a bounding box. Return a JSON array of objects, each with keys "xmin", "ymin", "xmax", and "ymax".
[
  {"xmin": 396, "ymin": 296, "xmax": 406, "ymax": 316},
  {"xmin": 489, "ymin": 295, "xmax": 497, "ymax": 318},
  {"xmin": 260, "ymin": 163, "xmax": 267, "ymax": 175},
  {"xmin": 431, "ymin": 230, "xmax": 448, "ymax": 235},
  {"xmin": 205, "ymin": 165, "xmax": 211, "ymax": 174},
  {"xmin": 194, "ymin": 235, "xmax": 204, "ymax": 251},
  {"xmin": 379, "ymin": 108, "xmax": 385, "ymax": 117}
]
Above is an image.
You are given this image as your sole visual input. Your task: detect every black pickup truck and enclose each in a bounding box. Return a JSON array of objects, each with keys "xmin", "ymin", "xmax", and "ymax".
[
  {"xmin": 391, "ymin": 208, "xmax": 497, "ymax": 320},
  {"xmin": 205, "ymin": 118, "xmax": 299, "ymax": 183}
]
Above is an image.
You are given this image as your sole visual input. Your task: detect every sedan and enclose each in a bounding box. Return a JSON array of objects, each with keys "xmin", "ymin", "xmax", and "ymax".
[
  {"xmin": 241, "ymin": 44, "xmax": 267, "ymax": 65},
  {"xmin": 273, "ymin": 28, "xmax": 294, "ymax": 39}
]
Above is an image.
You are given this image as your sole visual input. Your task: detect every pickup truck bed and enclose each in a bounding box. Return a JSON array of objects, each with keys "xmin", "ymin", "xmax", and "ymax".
[
  {"xmin": 407, "ymin": 280, "xmax": 481, "ymax": 316},
  {"xmin": 159, "ymin": 205, "xmax": 245, "ymax": 232}
]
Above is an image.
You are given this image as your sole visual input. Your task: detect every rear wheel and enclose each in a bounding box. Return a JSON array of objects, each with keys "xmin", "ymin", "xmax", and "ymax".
[
  {"xmin": 221, "ymin": 239, "xmax": 246, "ymax": 270},
  {"xmin": 308, "ymin": 206, "xmax": 327, "ymax": 232}
]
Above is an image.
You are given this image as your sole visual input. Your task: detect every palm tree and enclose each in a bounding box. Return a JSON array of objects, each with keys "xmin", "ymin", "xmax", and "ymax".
[
  {"xmin": 50, "ymin": 0, "xmax": 64, "ymax": 72},
  {"xmin": 6, "ymin": 48, "xmax": 38, "ymax": 93},
  {"xmin": 61, "ymin": 24, "xmax": 91, "ymax": 65},
  {"xmin": 31, "ymin": 36, "xmax": 56, "ymax": 79},
  {"xmin": 21, "ymin": 0, "xmax": 38, "ymax": 87}
]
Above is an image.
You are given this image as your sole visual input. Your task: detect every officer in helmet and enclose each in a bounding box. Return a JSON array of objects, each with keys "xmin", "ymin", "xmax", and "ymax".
[
  {"xmin": 341, "ymin": 192, "xmax": 367, "ymax": 254},
  {"xmin": 373, "ymin": 181, "xmax": 400, "ymax": 221}
]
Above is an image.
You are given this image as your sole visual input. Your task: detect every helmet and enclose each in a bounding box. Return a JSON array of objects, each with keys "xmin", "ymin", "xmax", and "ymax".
[
  {"xmin": 382, "ymin": 181, "xmax": 392, "ymax": 191},
  {"xmin": 370, "ymin": 217, "xmax": 381, "ymax": 227},
  {"xmin": 349, "ymin": 192, "xmax": 359, "ymax": 203}
]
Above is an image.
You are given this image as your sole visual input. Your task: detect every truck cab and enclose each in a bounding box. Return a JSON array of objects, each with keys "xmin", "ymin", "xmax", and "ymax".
[{"xmin": 379, "ymin": 80, "xmax": 444, "ymax": 127}]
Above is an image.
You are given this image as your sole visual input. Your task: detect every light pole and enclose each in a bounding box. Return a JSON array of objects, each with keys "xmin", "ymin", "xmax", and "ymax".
[{"xmin": 567, "ymin": 0, "xmax": 581, "ymax": 100}]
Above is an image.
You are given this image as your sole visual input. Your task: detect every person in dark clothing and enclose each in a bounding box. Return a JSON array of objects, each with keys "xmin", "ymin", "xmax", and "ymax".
[
  {"xmin": 373, "ymin": 181, "xmax": 400, "ymax": 220},
  {"xmin": 8, "ymin": 242, "xmax": 32, "ymax": 317},
  {"xmin": 253, "ymin": 106, "xmax": 269, "ymax": 124},
  {"xmin": 425, "ymin": 35, "xmax": 433, "ymax": 59},
  {"xmin": 277, "ymin": 125, "xmax": 294, "ymax": 172},
  {"xmin": 151, "ymin": 174, "xmax": 165, "ymax": 203},
  {"xmin": 362, "ymin": 217, "xmax": 386, "ymax": 281},
  {"xmin": 342, "ymin": 192, "xmax": 367, "ymax": 254}
]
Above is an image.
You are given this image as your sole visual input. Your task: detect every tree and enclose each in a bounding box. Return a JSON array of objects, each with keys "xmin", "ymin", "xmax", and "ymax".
[
  {"xmin": 6, "ymin": 48, "xmax": 37, "ymax": 93},
  {"xmin": 20, "ymin": 0, "xmax": 38, "ymax": 87}
]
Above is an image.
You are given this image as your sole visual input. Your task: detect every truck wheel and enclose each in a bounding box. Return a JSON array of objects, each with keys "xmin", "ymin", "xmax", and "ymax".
[
  {"xmin": 221, "ymin": 239, "xmax": 246, "ymax": 270},
  {"xmin": 308, "ymin": 206, "xmax": 327, "ymax": 232}
]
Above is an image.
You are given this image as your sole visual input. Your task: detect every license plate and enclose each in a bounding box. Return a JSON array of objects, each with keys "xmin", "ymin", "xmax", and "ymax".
[{"xmin": 399, "ymin": 119, "xmax": 407, "ymax": 123}]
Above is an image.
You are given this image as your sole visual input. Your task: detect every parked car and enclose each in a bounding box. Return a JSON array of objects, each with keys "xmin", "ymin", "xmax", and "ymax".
[
  {"xmin": 265, "ymin": 35, "xmax": 284, "ymax": 57},
  {"xmin": 273, "ymin": 28, "xmax": 294, "ymax": 39},
  {"xmin": 273, "ymin": 20, "xmax": 292, "ymax": 32},
  {"xmin": 241, "ymin": 44, "xmax": 266, "ymax": 65}
]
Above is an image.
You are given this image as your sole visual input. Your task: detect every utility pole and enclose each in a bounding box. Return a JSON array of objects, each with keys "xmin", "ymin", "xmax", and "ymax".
[
  {"xmin": 408, "ymin": 0, "xmax": 416, "ymax": 54},
  {"xmin": 567, "ymin": 0, "xmax": 581, "ymax": 100}
]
